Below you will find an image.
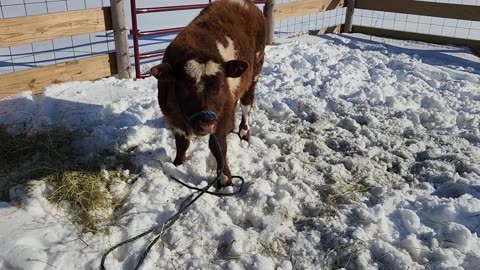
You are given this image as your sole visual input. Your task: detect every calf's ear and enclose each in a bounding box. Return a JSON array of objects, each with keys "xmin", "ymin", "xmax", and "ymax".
[
  {"xmin": 150, "ymin": 63, "xmax": 172, "ymax": 79},
  {"xmin": 225, "ymin": 60, "xmax": 249, "ymax": 78},
  {"xmin": 152, "ymin": 63, "xmax": 175, "ymax": 109}
]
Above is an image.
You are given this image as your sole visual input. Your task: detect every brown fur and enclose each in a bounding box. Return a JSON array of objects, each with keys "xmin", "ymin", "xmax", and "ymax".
[{"xmin": 151, "ymin": 0, "xmax": 266, "ymax": 185}]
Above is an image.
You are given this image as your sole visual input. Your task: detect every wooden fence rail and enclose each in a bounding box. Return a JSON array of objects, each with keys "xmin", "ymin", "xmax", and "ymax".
[
  {"xmin": 0, "ymin": 1, "xmax": 131, "ymax": 99},
  {"xmin": 274, "ymin": 0, "xmax": 344, "ymax": 21},
  {"xmin": 273, "ymin": 0, "xmax": 347, "ymax": 35},
  {"xmin": 0, "ymin": 8, "xmax": 112, "ymax": 48},
  {"xmin": 0, "ymin": 54, "xmax": 117, "ymax": 99}
]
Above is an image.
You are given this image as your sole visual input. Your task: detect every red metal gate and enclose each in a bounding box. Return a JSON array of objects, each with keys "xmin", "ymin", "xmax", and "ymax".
[{"xmin": 130, "ymin": 0, "xmax": 269, "ymax": 79}]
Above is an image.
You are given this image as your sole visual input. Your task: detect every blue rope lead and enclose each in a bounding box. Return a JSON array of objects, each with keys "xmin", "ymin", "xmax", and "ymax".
[{"xmin": 187, "ymin": 111, "xmax": 217, "ymax": 123}]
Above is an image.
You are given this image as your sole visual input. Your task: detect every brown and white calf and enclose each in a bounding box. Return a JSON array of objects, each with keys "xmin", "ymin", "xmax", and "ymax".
[{"xmin": 150, "ymin": 0, "xmax": 266, "ymax": 186}]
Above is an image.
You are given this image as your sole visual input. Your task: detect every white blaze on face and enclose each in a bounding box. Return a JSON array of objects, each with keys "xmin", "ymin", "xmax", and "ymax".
[
  {"xmin": 216, "ymin": 36, "xmax": 241, "ymax": 94},
  {"xmin": 185, "ymin": 60, "xmax": 220, "ymax": 92}
]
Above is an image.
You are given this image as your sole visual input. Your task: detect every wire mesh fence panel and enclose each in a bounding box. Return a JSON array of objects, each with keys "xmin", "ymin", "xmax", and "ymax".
[
  {"xmin": 352, "ymin": 0, "xmax": 480, "ymax": 41},
  {"xmin": 1, "ymin": 0, "xmax": 348, "ymax": 75},
  {"xmin": 274, "ymin": 0, "xmax": 346, "ymax": 38},
  {"xmin": 2, "ymin": 0, "xmax": 478, "ymax": 76},
  {"xmin": 0, "ymin": 0, "xmax": 210, "ymax": 76},
  {"xmin": 0, "ymin": 0, "xmax": 113, "ymax": 75}
]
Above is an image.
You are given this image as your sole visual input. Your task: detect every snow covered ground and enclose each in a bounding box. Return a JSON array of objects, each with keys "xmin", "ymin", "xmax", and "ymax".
[{"xmin": 1, "ymin": 33, "xmax": 480, "ymax": 270}]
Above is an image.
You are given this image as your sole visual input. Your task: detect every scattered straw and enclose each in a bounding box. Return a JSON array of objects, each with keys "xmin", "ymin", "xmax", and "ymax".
[
  {"xmin": 0, "ymin": 125, "xmax": 133, "ymax": 232},
  {"xmin": 317, "ymin": 178, "xmax": 371, "ymax": 218}
]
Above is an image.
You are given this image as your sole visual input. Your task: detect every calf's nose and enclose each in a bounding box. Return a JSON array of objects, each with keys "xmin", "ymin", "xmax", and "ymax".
[
  {"xmin": 201, "ymin": 122, "xmax": 216, "ymax": 134},
  {"xmin": 192, "ymin": 116, "xmax": 217, "ymax": 136}
]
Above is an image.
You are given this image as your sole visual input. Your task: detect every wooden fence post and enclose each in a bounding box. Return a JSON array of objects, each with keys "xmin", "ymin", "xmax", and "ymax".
[
  {"xmin": 344, "ymin": 0, "xmax": 355, "ymax": 33},
  {"xmin": 110, "ymin": 0, "xmax": 132, "ymax": 79},
  {"xmin": 265, "ymin": 0, "xmax": 275, "ymax": 45}
]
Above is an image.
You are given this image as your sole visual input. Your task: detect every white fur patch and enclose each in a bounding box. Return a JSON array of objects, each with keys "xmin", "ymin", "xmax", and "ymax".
[
  {"xmin": 216, "ymin": 36, "xmax": 236, "ymax": 62},
  {"xmin": 185, "ymin": 60, "xmax": 220, "ymax": 93},
  {"xmin": 185, "ymin": 60, "xmax": 220, "ymax": 84},
  {"xmin": 241, "ymin": 104, "xmax": 251, "ymax": 131},
  {"xmin": 227, "ymin": 77, "xmax": 241, "ymax": 94},
  {"xmin": 256, "ymin": 51, "xmax": 261, "ymax": 58},
  {"xmin": 216, "ymin": 36, "xmax": 241, "ymax": 94},
  {"xmin": 206, "ymin": 62, "xmax": 220, "ymax": 75},
  {"xmin": 254, "ymin": 74, "xmax": 260, "ymax": 82},
  {"xmin": 239, "ymin": 104, "xmax": 251, "ymax": 138},
  {"xmin": 239, "ymin": 128, "xmax": 249, "ymax": 138},
  {"xmin": 172, "ymin": 128, "xmax": 186, "ymax": 137},
  {"xmin": 185, "ymin": 60, "xmax": 204, "ymax": 84},
  {"xmin": 172, "ymin": 128, "xmax": 196, "ymax": 140},
  {"xmin": 219, "ymin": 173, "xmax": 230, "ymax": 185}
]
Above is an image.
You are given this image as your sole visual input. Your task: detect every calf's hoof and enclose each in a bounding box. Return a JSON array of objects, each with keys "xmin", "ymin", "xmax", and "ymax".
[
  {"xmin": 238, "ymin": 128, "xmax": 251, "ymax": 141},
  {"xmin": 216, "ymin": 173, "xmax": 232, "ymax": 187},
  {"xmin": 173, "ymin": 156, "xmax": 186, "ymax": 166}
]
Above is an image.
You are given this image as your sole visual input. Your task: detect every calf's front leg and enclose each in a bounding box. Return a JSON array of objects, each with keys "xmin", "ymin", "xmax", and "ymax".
[
  {"xmin": 209, "ymin": 132, "xmax": 232, "ymax": 186},
  {"xmin": 238, "ymin": 51, "xmax": 264, "ymax": 141},
  {"xmin": 173, "ymin": 133, "xmax": 190, "ymax": 166}
]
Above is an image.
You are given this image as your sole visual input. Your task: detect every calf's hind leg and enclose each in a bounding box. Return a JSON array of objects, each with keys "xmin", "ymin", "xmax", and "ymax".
[
  {"xmin": 239, "ymin": 78, "xmax": 260, "ymax": 141},
  {"xmin": 238, "ymin": 51, "xmax": 264, "ymax": 141}
]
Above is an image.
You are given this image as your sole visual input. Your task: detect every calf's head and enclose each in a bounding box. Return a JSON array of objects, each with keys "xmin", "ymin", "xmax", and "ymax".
[{"xmin": 151, "ymin": 58, "xmax": 248, "ymax": 136}]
